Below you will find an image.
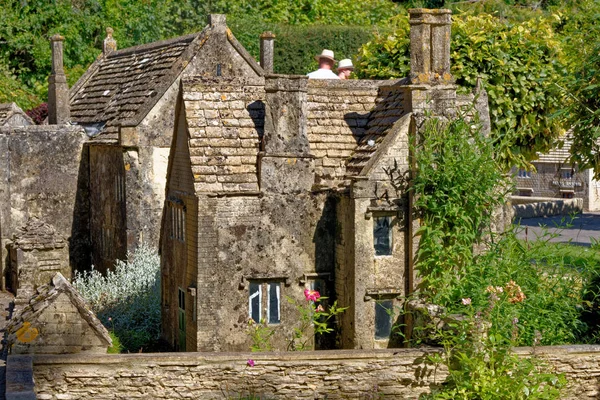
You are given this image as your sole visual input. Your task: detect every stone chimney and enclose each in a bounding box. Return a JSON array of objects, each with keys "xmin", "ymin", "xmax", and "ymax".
[
  {"xmin": 260, "ymin": 32, "xmax": 276, "ymax": 74},
  {"xmin": 408, "ymin": 8, "xmax": 452, "ymax": 84},
  {"xmin": 103, "ymin": 27, "xmax": 117, "ymax": 55},
  {"xmin": 260, "ymin": 76, "xmax": 314, "ymax": 194},
  {"xmin": 209, "ymin": 14, "xmax": 227, "ymax": 32},
  {"xmin": 48, "ymin": 34, "xmax": 70, "ymax": 125}
]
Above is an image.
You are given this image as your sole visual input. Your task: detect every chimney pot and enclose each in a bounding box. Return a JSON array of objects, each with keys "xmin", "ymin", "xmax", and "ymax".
[
  {"xmin": 409, "ymin": 8, "xmax": 452, "ymax": 84},
  {"xmin": 209, "ymin": 14, "xmax": 226, "ymax": 29},
  {"xmin": 260, "ymin": 32, "xmax": 276, "ymax": 74},
  {"xmin": 48, "ymin": 34, "xmax": 70, "ymax": 124},
  {"xmin": 103, "ymin": 27, "xmax": 117, "ymax": 55}
]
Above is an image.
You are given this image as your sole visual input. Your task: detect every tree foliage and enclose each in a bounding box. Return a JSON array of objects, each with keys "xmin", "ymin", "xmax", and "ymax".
[
  {"xmin": 355, "ymin": 12, "xmax": 567, "ymax": 169},
  {"xmin": 0, "ymin": 0, "xmax": 399, "ymax": 109}
]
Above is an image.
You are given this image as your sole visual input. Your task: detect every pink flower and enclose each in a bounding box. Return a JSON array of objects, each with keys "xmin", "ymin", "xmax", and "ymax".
[
  {"xmin": 108, "ymin": 317, "xmax": 112, "ymax": 322},
  {"xmin": 247, "ymin": 359, "xmax": 255, "ymax": 367},
  {"xmin": 461, "ymin": 298, "xmax": 472, "ymax": 306},
  {"xmin": 316, "ymin": 305, "xmax": 325, "ymax": 313},
  {"xmin": 304, "ymin": 289, "xmax": 321, "ymax": 302}
]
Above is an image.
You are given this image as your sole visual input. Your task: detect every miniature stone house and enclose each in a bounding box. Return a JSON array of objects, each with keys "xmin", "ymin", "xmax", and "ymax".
[
  {"xmin": 6, "ymin": 272, "xmax": 112, "ymax": 354},
  {"xmin": 161, "ymin": 9, "xmax": 489, "ymax": 351},
  {"xmin": 7, "ymin": 218, "xmax": 70, "ymax": 300},
  {"xmin": 514, "ymin": 137, "xmax": 600, "ymax": 211},
  {"xmin": 69, "ymin": 14, "xmax": 265, "ymax": 272},
  {"xmin": 0, "ymin": 102, "xmax": 34, "ymax": 126},
  {"xmin": 0, "ymin": 34, "xmax": 89, "ymax": 290}
]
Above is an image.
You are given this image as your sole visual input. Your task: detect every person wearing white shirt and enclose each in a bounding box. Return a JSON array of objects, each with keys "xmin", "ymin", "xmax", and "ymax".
[{"xmin": 307, "ymin": 49, "xmax": 340, "ymax": 79}]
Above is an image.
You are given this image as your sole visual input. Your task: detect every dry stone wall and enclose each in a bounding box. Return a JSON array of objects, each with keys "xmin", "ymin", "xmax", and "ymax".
[{"xmin": 23, "ymin": 345, "xmax": 600, "ymax": 399}]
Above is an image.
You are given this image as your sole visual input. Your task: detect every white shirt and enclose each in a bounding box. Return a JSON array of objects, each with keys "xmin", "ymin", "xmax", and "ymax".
[{"xmin": 306, "ymin": 69, "xmax": 340, "ymax": 79}]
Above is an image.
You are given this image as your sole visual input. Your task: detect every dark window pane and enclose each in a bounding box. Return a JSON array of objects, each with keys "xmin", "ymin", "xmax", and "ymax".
[
  {"xmin": 249, "ymin": 282, "xmax": 261, "ymax": 323},
  {"xmin": 268, "ymin": 283, "xmax": 280, "ymax": 324},
  {"xmin": 375, "ymin": 300, "xmax": 393, "ymax": 339},
  {"xmin": 374, "ymin": 217, "xmax": 392, "ymax": 256},
  {"xmin": 178, "ymin": 288, "xmax": 185, "ymax": 310}
]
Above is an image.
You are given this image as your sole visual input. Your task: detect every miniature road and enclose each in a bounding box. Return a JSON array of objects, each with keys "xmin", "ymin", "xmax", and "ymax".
[{"xmin": 514, "ymin": 212, "xmax": 600, "ymax": 246}]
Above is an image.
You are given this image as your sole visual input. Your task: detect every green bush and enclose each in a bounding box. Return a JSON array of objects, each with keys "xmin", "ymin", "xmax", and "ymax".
[
  {"xmin": 410, "ymin": 115, "xmax": 600, "ymax": 347},
  {"xmin": 230, "ymin": 18, "xmax": 377, "ymax": 75},
  {"xmin": 355, "ymin": 12, "xmax": 566, "ymax": 170},
  {"xmin": 73, "ymin": 244, "xmax": 161, "ymax": 353}
]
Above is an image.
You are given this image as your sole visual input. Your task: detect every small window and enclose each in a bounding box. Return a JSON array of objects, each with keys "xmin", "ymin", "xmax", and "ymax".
[
  {"xmin": 375, "ymin": 300, "xmax": 393, "ymax": 339},
  {"xmin": 267, "ymin": 283, "xmax": 280, "ymax": 324},
  {"xmin": 562, "ymin": 192, "xmax": 574, "ymax": 199},
  {"xmin": 249, "ymin": 281, "xmax": 282, "ymax": 325},
  {"xmin": 249, "ymin": 282, "xmax": 262, "ymax": 323},
  {"xmin": 517, "ymin": 169, "xmax": 532, "ymax": 178},
  {"xmin": 374, "ymin": 216, "xmax": 392, "ymax": 256},
  {"xmin": 561, "ymin": 168, "xmax": 574, "ymax": 179},
  {"xmin": 168, "ymin": 201, "xmax": 185, "ymax": 242}
]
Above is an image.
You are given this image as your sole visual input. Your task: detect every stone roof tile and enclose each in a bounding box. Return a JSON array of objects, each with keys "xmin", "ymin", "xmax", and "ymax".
[
  {"xmin": 182, "ymin": 77, "xmax": 264, "ymax": 193},
  {"xmin": 6, "ymin": 272, "xmax": 112, "ymax": 349}
]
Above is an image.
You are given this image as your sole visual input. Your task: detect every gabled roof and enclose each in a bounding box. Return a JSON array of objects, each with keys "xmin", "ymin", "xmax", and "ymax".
[
  {"xmin": 0, "ymin": 103, "xmax": 34, "ymax": 126},
  {"xmin": 346, "ymin": 80, "xmax": 409, "ymax": 176},
  {"xmin": 536, "ymin": 137, "xmax": 572, "ymax": 164},
  {"xmin": 6, "ymin": 272, "xmax": 112, "ymax": 347},
  {"xmin": 70, "ymin": 16, "xmax": 263, "ymax": 142}
]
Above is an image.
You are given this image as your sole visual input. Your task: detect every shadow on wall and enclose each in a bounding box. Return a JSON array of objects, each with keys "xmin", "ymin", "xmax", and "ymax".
[
  {"xmin": 70, "ymin": 144, "xmax": 91, "ymax": 272},
  {"xmin": 313, "ymin": 195, "xmax": 338, "ymax": 349},
  {"xmin": 247, "ymin": 100, "xmax": 265, "ymax": 150}
]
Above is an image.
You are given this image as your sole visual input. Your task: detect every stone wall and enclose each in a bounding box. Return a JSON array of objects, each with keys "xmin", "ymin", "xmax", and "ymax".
[
  {"xmin": 10, "ymin": 345, "xmax": 600, "ymax": 399},
  {"xmin": 512, "ymin": 196, "xmax": 583, "ymax": 219},
  {"xmin": 0, "ymin": 125, "xmax": 89, "ymax": 288}
]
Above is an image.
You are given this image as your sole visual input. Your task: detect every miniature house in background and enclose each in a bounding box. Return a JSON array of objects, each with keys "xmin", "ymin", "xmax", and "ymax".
[{"xmin": 6, "ymin": 272, "xmax": 112, "ymax": 354}]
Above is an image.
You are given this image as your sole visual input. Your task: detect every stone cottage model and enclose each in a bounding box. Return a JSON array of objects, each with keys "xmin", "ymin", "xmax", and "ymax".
[
  {"xmin": 0, "ymin": 103, "xmax": 34, "ymax": 127},
  {"xmin": 6, "ymin": 272, "xmax": 112, "ymax": 354},
  {"xmin": 514, "ymin": 136, "xmax": 600, "ymax": 211},
  {"xmin": 161, "ymin": 9, "xmax": 490, "ymax": 351},
  {"xmin": 69, "ymin": 15, "xmax": 265, "ymax": 273},
  {"xmin": 7, "ymin": 218, "xmax": 70, "ymax": 301}
]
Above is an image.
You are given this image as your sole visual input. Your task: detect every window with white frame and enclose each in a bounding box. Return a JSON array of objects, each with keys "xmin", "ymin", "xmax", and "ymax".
[
  {"xmin": 249, "ymin": 281, "xmax": 281, "ymax": 324},
  {"xmin": 517, "ymin": 169, "xmax": 532, "ymax": 178}
]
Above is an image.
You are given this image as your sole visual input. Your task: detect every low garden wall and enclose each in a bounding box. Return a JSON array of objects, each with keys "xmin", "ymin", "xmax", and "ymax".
[
  {"xmin": 511, "ymin": 196, "xmax": 582, "ymax": 219},
  {"xmin": 6, "ymin": 345, "xmax": 600, "ymax": 399}
]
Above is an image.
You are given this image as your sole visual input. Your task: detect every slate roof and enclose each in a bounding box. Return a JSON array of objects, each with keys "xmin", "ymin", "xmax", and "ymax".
[
  {"xmin": 536, "ymin": 137, "xmax": 572, "ymax": 164},
  {"xmin": 181, "ymin": 77, "xmax": 264, "ymax": 193},
  {"xmin": 70, "ymin": 32, "xmax": 202, "ymax": 141},
  {"xmin": 6, "ymin": 272, "xmax": 112, "ymax": 347},
  {"xmin": 346, "ymin": 81, "xmax": 409, "ymax": 176},
  {"xmin": 0, "ymin": 103, "xmax": 34, "ymax": 126}
]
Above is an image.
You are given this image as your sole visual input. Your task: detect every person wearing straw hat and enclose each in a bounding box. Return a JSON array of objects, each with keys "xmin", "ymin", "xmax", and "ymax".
[
  {"xmin": 337, "ymin": 59, "xmax": 354, "ymax": 80},
  {"xmin": 307, "ymin": 49, "xmax": 340, "ymax": 79}
]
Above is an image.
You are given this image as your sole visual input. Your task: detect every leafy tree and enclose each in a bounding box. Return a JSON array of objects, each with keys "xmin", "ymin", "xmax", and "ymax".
[
  {"xmin": 554, "ymin": 0, "xmax": 600, "ymax": 178},
  {"xmin": 355, "ymin": 12, "xmax": 567, "ymax": 169}
]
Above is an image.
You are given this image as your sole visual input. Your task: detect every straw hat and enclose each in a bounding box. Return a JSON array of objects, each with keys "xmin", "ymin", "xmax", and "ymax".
[
  {"xmin": 315, "ymin": 49, "xmax": 336, "ymax": 62},
  {"xmin": 337, "ymin": 59, "xmax": 354, "ymax": 71}
]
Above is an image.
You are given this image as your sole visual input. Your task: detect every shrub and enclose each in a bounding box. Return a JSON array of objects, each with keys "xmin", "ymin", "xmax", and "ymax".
[
  {"xmin": 73, "ymin": 244, "xmax": 161, "ymax": 352},
  {"xmin": 355, "ymin": 12, "xmax": 566, "ymax": 170},
  {"xmin": 410, "ymin": 114, "xmax": 600, "ymax": 347},
  {"xmin": 229, "ymin": 18, "xmax": 377, "ymax": 76}
]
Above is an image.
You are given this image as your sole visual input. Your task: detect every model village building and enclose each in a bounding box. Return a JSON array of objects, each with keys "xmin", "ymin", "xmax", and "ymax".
[{"xmin": 1, "ymin": 9, "xmax": 491, "ymax": 352}]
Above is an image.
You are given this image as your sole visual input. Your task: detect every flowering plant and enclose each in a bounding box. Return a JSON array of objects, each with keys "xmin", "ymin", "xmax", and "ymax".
[
  {"xmin": 423, "ymin": 283, "xmax": 565, "ymax": 400},
  {"xmin": 286, "ymin": 289, "xmax": 347, "ymax": 351}
]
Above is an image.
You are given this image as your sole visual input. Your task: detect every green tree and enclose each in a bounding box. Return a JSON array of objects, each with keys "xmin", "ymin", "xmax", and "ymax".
[{"xmin": 355, "ymin": 12, "xmax": 567, "ymax": 169}]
